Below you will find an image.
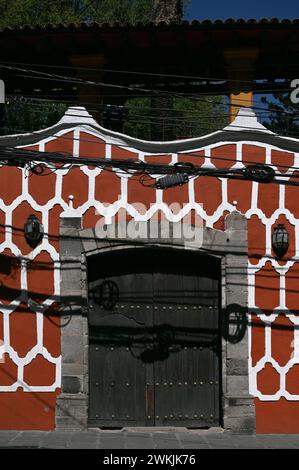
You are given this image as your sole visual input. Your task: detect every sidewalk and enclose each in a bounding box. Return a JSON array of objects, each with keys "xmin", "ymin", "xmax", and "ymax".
[{"xmin": 1, "ymin": 428, "xmax": 299, "ymax": 449}]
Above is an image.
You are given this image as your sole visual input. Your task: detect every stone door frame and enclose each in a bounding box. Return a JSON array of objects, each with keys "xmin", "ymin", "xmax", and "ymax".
[{"xmin": 55, "ymin": 211, "xmax": 256, "ymax": 433}]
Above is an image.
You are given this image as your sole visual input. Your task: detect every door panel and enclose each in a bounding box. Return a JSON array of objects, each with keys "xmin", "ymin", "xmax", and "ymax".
[
  {"xmin": 151, "ymin": 251, "xmax": 219, "ymax": 426},
  {"xmin": 88, "ymin": 249, "xmax": 220, "ymax": 427},
  {"xmin": 88, "ymin": 251, "xmax": 154, "ymax": 426}
]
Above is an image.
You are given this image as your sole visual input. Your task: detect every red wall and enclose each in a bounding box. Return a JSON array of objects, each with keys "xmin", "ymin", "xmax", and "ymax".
[{"xmin": 0, "ymin": 122, "xmax": 298, "ymax": 432}]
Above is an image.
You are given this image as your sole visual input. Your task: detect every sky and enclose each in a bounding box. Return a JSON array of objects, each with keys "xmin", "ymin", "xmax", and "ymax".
[{"xmin": 184, "ymin": 0, "xmax": 299, "ymax": 20}]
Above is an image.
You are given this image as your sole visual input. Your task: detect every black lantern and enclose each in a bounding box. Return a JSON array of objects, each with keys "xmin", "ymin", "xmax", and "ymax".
[
  {"xmin": 24, "ymin": 214, "xmax": 44, "ymax": 247},
  {"xmin": 272, "ymin": 224, "xmax": 289, "ymax": 258}
]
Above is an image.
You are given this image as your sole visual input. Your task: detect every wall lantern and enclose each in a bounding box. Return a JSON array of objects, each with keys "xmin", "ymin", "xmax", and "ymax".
[
  {"xmin": 24, "ymin": 214, "xmax": 44, "ymax": 247},
  {"xmin": 272, "ymin": 223, "xmax": 289, "ymax": 258}
]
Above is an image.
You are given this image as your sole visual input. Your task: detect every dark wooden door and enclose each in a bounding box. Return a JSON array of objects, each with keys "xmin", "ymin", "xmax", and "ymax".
[{"xmin": 88, "ymin": 249, "xmax": 220, "ymax": 427}]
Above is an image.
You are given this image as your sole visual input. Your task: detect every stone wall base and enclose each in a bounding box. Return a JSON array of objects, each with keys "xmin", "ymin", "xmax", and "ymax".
[
  {"xmin": 55, "ymin": 394, "xmax": 256, "ymax": 432},
  {"xmin": 223, "ymin": 395, "xmax": 256, "ymax": 433},
  {"xmin": 56, "ymin": 394, "xmax": 88, "ymax": 430}
]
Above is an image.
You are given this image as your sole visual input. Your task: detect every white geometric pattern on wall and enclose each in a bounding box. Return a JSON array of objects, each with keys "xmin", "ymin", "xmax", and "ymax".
[{"xmin": 0, "ymin": 106, "xmax": 297, "ymax": 399}]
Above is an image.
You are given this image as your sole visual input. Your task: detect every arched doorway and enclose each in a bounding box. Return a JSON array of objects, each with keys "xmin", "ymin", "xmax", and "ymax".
[{"xmin": 87, "ymin": 247, "xmax": 221, "ymax": 427}]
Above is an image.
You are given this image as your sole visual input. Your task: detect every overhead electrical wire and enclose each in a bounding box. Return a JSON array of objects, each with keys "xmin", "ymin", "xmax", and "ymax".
[
  {"xmin": 2, "ymin": 98, "xmax": 299, "ymax": 137},
  {"xmin": 0, "ymin": 59, "xmax": 293, "ymax": 86},
  {"xmin": 0, "ymin": 60, "xmax": 297, "ymax": 192},
  {"xmin": 6, "ymin": 82, "xmax": 299, "ymax": 123},
  {"xmin": 8, "ymin": 89, "xmax": 296, "ymax": 102},
  {"xmin": 1, "ymin": 112, "xmax": 299, "ymax": 159},
  {"xmin": 0, "ymin": 71, "xmax": 299, "ymax": 174},
  {"xmin": 0, "ymin": 122, "xmax": 299, "ymax": 172},
  {"xmin": 0, "ymin": 145, "xmax": 299, "ymax": 187},
  {"xmin": 1, "ymin": 63, "xmax": 297, "ymax": 116},
  {"xmin": 6, "ymin": 96, "xmax": 298, "ymax": 122},
  {"xmin": 4, "ymin": 98, "xmax": 235, "ymax": 120},
  {"xmin": 12, "ymin": 72, "xmax": 296, "ymax": 114}
]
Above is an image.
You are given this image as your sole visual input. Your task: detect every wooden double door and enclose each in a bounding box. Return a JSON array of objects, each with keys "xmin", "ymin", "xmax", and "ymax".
[{"xmin": 88, "ymin": 248, "xmax": 220, "ymax": 427}]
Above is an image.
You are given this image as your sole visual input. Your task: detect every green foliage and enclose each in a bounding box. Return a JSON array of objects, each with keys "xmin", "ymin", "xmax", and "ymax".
[
  {"xmin": 123, "ymin": 96, "xmax": 228, "ymax": 140},
  {"xmin": 0, "ymin": 1, "xmax": 191, "ymax": 28},
  {"xmin": 0, "ymin": 0, "xmax": 155, "ymax": 28},
  {"xmin": 3, "ymin": 95, "xmax": 228, "ymax": 139},
  {"xmin": 3, "ymin": 99, "xmax": 69, "ymax": 134},
  {"xmin": 0, "ymin": 0, "xmax": 80, "ymax": 27},
  {"xmin": 86, "ymin": 0, "xmax": 154, "ymax": 24},
  {"xmin": 172, "ymin": 95, "xmax": 228, "ymax": 138},
  {"xmin": 261, "ymin": 93, "xmax": 299, "ymax": 137}
]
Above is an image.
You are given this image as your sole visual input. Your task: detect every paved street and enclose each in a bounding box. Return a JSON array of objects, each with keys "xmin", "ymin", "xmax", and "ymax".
[{"xmin": 0, "ymin": 428, "xmax": 299, "ymax": 449}]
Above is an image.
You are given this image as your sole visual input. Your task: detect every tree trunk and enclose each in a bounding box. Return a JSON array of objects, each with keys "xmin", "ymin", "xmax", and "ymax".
[{"xmin": 152, "ymin": 0, "xmax": 183, "ymax": 23}]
